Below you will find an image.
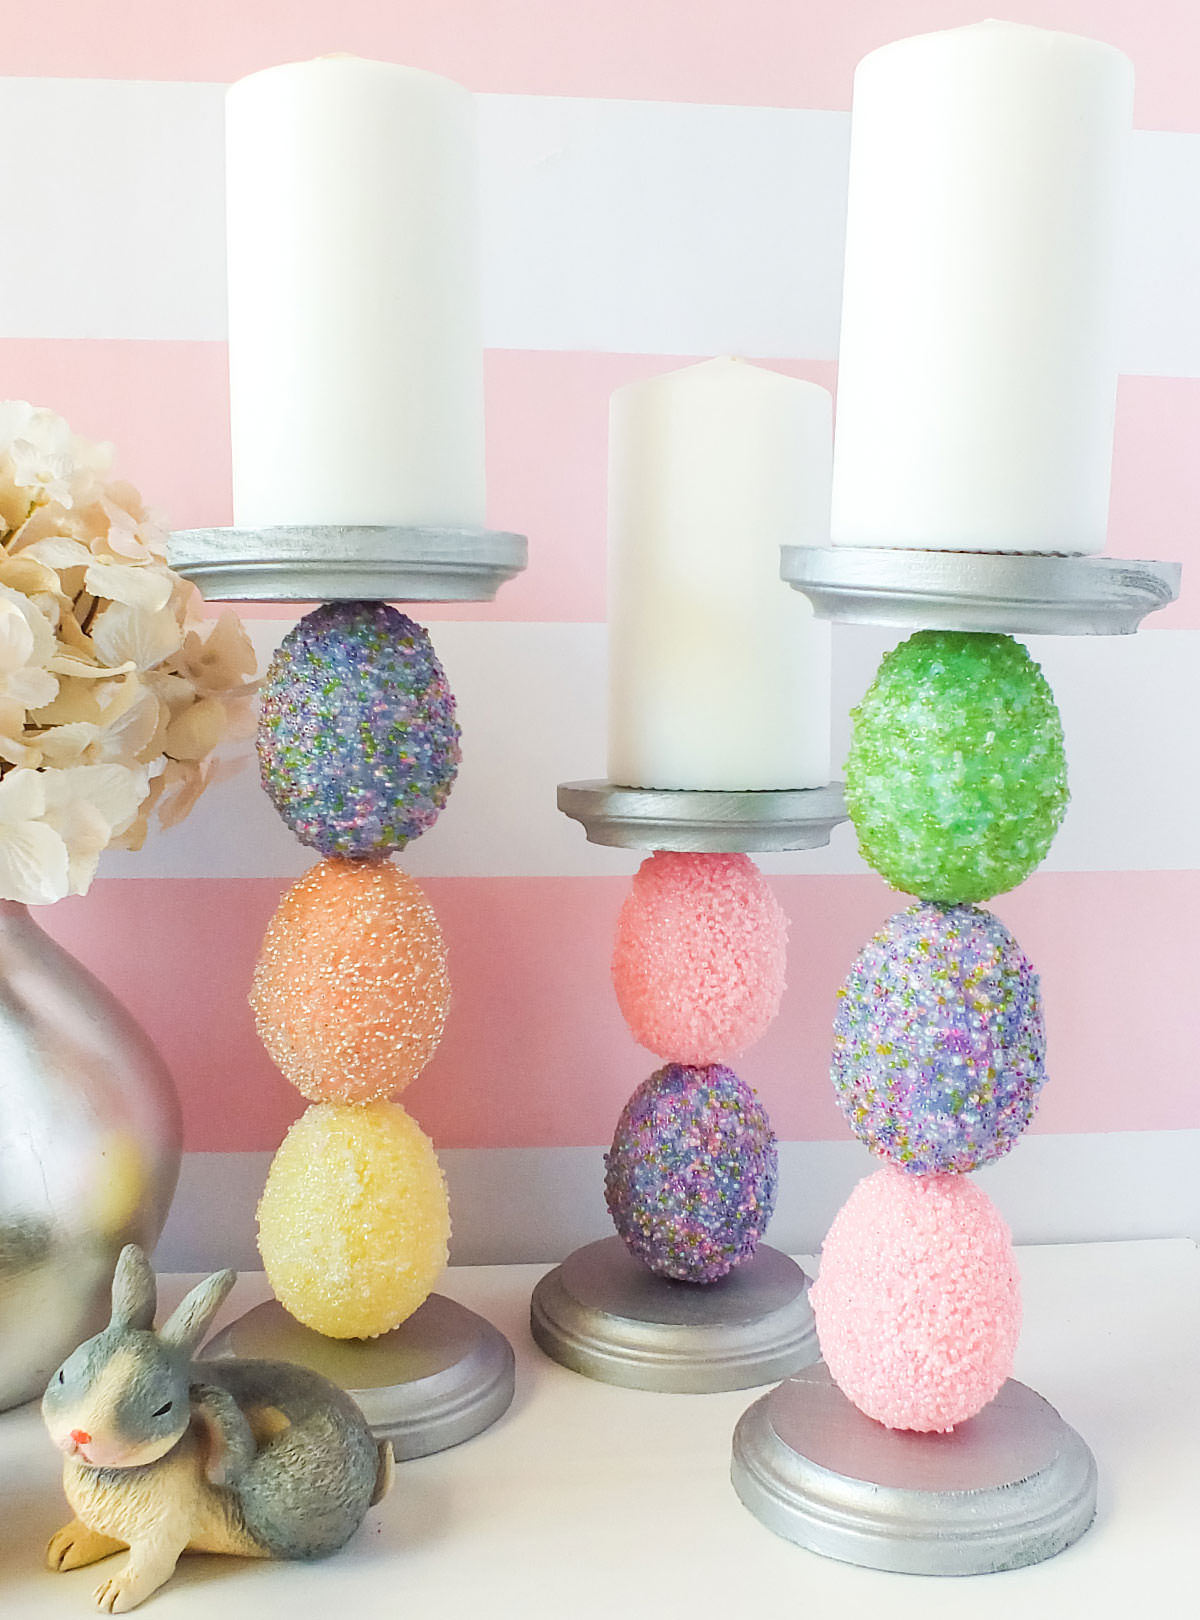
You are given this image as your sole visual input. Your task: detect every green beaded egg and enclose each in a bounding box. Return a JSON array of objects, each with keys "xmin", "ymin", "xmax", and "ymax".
[{"xmin": 845, "ymin": 631, "xmax": 1068, "ymax": 904}]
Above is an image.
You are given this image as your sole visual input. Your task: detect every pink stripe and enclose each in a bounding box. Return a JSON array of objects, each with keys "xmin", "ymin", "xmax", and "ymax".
[
  {"xmin": 0, "ymin": 342, "xmax": 1188, "ymax": 625},
  {"xmin": 2, "ymin": 3, "xmax": 1198, "ymax": 130},
  {"xmin": 39, "ymin": 871, "xmax": 1200, "ymax": 1152}
]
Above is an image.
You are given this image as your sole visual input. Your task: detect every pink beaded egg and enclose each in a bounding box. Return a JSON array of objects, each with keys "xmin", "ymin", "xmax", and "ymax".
[
  {"xmin": 810, "ymin": 1166, "xmax": 1021, "ymax": 1433},
  {"xmin": 612, "ymin": 852, "xmax": 788, "ymax": 1065}
]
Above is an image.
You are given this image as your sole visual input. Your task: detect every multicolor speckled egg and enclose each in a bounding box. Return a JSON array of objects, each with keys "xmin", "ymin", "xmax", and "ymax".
[
  {"xmin": 845, "ymin": 631, "xmax": 1068, "ymax": 904},
  {"xmin": 258, "ymin": 601, "xmax": 460, "ymax": 858},
  {"xmin": 832, "ymin": 903, "xmax": 1045, "ymax": 1174},
  {"xmin": 604, "ymin": 1063, "xmax": 777, "ymax": 1283}
]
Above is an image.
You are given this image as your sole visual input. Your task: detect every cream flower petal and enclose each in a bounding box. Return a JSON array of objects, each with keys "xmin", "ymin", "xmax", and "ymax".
[
  {"xmin": 43, "ymin": 794, "xmax": 111, "ymax": 896},
  {"xmin": 49, "ymin": 652, "xmax": 137, "ymax": 679},
  {"xmin": 5, "ymin": 665, "xmax": 59, "ymax": 709},
  {"xmin": 32, "ymin": 721, "xmax": 101, "ymax": 768},
  {"xmin": 0, "ymin": 579, "xmax": 56, "ymax": 666},
  {"xmin": 164, "ymin": 696, "xmax": 226, "ymax": 761},
  {"xmin": 43, "ymin": 762, "xmax": 150, "ymax": 839},
  {"xmin": 0, "ymin": 767, "xmax": 47, "ymax": 820},
  {"xmin": 90, "ymin": 601, "xmax": 184, "ymax": 671},
  {"xmin": 0, "ymin": 734, "xmax": 42, "ymax": 768},
  {"xmin": 0, "ymin": 817, "xmax": 71, "ymax": 905},
  {"xmin": 83, "ymin": 561, "xmax": 174, "ymax": 613},
  {"xmin": 0, "ymin": 600, "xmax": 35, "ymax": 674},
  {"xmin": 20, "ymin": 536, "xmax": 93, "ymax": 570},
  {"xmin": 0, "ymin": 555, "xmax": 62, "ymax": 597}
]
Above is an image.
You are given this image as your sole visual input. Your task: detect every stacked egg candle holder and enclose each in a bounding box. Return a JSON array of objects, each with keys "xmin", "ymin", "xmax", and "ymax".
[
  {"xmin": 731, "ymin": 546, "xmax": 1181, "ymax": 1574},
  {"xmin": 168, "ymin": 522, "xmax": 526, "ymax": 1458},
  {"xmin": 532, "ymin": 778, "xmax": 847, "ymax": 1393}
]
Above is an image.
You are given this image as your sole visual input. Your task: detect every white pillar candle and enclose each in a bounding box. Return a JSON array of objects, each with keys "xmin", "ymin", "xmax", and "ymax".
[
  {"xmin": 225, "ymin": 56, "xmax": 485, "ymax": 530},
  {"xmin": 830, "ymin": 21, "xmax": 1134, "ymax": 554},
  {"xmin": 607, "ymin": 358, "xmax": 832, "ymax": 792}
]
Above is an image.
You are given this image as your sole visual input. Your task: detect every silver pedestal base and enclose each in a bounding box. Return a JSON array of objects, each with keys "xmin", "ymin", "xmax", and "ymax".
[
  {"xmin": 732, "ymin": 1363, "xmax": 1097, "ymax": 1575},
  {"xmin": 168, "ymin": 524, "xmax": 528, "ymax": 603},
  {"xmin": 781, "ymin": 545, "xmax": 1180, "ymax": 635},
  {"xmin": 530, "ymin": 1237, "xmax": 819, "ymax": 1393},
  {"xmin": 203, "ymin": 1294, "xmax": 516, "ymax": 1460},
  {"xmin": 557, "ymin": 780, "xmax": 847, "ymax": 853}
]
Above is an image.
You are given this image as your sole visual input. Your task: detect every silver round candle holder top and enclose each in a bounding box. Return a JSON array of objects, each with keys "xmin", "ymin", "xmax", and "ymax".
[
  {"xmin": 168, "ymin": 524, "xmax": 528, "ymax": 604},
  {"xmin": 732, "ymin": 1362, "xmax": 1097, "ymax": 1576},
  {"xmin": 781, "ymin": 545, "xmax": 1181, "ymax": 635},
  {"xmin": 530, "ymin": 1236, "xmax": 819, "ymax": 1394},
  {"xmin": 203, "ymin": 1295, "xmax": 516, "ymax": 1461},
  {"xmin": 557, "ymin": 780, "xmax": 847, "ymax": 853}
]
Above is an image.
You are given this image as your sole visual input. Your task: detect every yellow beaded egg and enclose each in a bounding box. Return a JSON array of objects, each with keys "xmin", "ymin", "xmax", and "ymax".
[
  {"xmin": 251, "ymin": 857, "xmax": 450, "ymax": 1103},
  {"xmin": 257, "ymin": 1101, "xmax": 451, "ymax": 1339}
]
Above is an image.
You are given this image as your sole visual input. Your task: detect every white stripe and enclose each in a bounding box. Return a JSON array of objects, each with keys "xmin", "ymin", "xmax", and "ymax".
[
  {"xmin": 159, "ymin": 1131, "xmax": 1200, "ymax": 1270},
  {"xmin": 1, "ymin": 78, "xmax": 1200, "ymax": 375},
  {"xmin": 99, "ymin": 618, "xmax": 1200, "ymax": 881}
]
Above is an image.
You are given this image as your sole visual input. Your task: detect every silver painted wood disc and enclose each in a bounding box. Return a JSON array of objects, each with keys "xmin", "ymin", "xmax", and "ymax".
[
  {"xmin": 530, "ymin": 1237, "xmax": 819, "ymax": 1393},
  {"xmin": 168, "ymin": 524, "xmax": 528, "ymax": 603},
  {"xmin": 731, "ymin": 1362, "xmax": 1097, "ymax": 1575},
  {"xmin": 780, "ymin": 545, "xmax": 1180, "ymax": 635},
  {"xmin": 557, "ymin": 780, "xmax": 847, "ymax": 853},
  {"xmin": 202, "ymin": 1294, "xmax": 516, "ymax": 1460}
]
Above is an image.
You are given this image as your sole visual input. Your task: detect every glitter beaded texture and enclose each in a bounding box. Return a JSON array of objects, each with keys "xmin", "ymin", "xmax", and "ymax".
[
  {"xmin": 257, "ymin": 1101, "xmax": 451, "ymax": 1339},
  {"xmin": 832, "ymin": 903, "xmax": 1045, "ymax": 1174},
  {"xmin": 845, "ymin": 630, "xmax": 1068, "ymax": 904},
  {"xmin": 612, "ymin": 852, "xmax": 788, "ymax": 1065},
  {"xmin": 258, "ymin": 601, "xmax": 461, "ymax": 858},
  {"xmin": 604, "ymin": 1063, "xmax": 778, "ymax": 1283},
  {"xmin": 251, "ymin": 857, "xmax": 450, "ymax": 1103},
  {"xmin": 810, "ymin": 1166, "xmax": 1021, "ymax": 1433}
]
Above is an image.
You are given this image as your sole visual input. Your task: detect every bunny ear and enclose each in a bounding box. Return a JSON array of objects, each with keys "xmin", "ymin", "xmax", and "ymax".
[
  {"xmin": 110, "ymin": 1245, "xmax": 157, "ymax": 1331},
  {"xmin": 159, "ymin": 1268, "xmax": 236, "ymax": 1355}
]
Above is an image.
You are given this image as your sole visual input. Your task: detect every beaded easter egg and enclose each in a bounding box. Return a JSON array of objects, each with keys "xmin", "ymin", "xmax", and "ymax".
[
  {"xmin": 832, "ymin": 903, "xmax": 1045, "ymax": 1174},
  {"xmin": 810, "ymin": 1167, "xmax": 1020, "ymax": 1432},
  {"xmin": 251, "ymin": 857, "xmax": 449, "ymax": 1104},
  {"xmin": 604, "ymin": 1062, "xmax": 777, "ymax": 1283},
  {"xmin": 257, "ymin": 1101, "xmax": 450, "ymax": 1339},
  {"xmin": 258, "ymin": 601, "xmax": 460, "ymax": 858},
  {"xmin": 845, "ymin": 631, "xmax": 1068, "ymax": 904},
  {"xmin": 612, "ymin": 852, "xmax": 788, "ymax": 1065}
]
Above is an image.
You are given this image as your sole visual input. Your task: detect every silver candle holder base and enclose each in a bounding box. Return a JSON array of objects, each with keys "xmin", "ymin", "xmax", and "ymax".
[
  {"xmin": 168, "ymin": 523, "xmax": 528, "ymax": 604},
  {"xmin": 557, "ymin": 780, "xmax": 847, "ymax": 853},
  {"xmin": 203, "ymin": 1295, "xmax": 516, "ymax": 1461},
  {"xmin": 732, "ymin": 1362, "xmax": 1097, "ymax": 1575},
  {"xmin": 530, "ymin": 1237, "xmax": 819, "ymax": 1394},
  {"xmin": 781, "ymin": 545, "xmax": 1181, "ymax": 635}
]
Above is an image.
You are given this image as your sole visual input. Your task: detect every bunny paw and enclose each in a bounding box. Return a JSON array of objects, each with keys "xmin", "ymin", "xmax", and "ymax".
[
  {"xmin": 47, "ymin": 1521, "xmax": 124, "ymax": 1572},
  {"xmin": 93, "ymin": 1563, "xmax": 170, "ymax": 1614}
]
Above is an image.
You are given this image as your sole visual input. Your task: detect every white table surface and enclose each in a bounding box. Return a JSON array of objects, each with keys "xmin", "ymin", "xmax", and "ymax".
[{"xmin": 2, "ymin": 1240, "xmax": 1197, "ymax": 1618}]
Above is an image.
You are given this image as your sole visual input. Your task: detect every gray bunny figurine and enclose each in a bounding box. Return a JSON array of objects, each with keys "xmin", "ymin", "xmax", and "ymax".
[{"xmin": 42, "ymin": 1245, "xmax": 394, "ymax": 1613}]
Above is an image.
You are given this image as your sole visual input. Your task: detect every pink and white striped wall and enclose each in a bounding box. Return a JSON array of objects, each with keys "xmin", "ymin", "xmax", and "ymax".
[{"xmin": 4, "ymin": 2, "xmax": 1198, "ymax": 1265}]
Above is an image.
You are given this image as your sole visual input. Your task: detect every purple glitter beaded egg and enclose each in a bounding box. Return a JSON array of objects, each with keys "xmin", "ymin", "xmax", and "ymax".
[
  {"xmin": 604, "ymin": 1063, "xmax": 777, "ymax": 1283},
  {"xmin": 258, "ymin": 602, "xmax": 460, "ymax": 858},
  {"xmin": 833, "ymin": 903, "xmax": 1046, "ymax": 1175}
]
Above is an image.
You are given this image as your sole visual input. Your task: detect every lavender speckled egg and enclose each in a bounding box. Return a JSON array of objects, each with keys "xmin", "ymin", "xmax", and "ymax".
[
  {"xmin": 258, "ymin": 602, "xmax": 460, "ymax": 858},
  {"xmin": 832, "ymin": 903, "xmax": 1046, "ymax": 1175},
  {"xmin": 604, "ymin": 1063, "xmax": 777, "ymax": 1283}
]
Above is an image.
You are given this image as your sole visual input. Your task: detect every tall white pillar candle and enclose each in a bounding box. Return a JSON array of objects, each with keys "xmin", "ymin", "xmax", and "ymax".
[
  {"xmin": 607, "ymin": 358, "xmax": 832, "ymax": 792},
  {"xmin": 830, "ymin": 21, "xmax": 1134, "ymax": 554},
  {"xmin": 225, "ymin": 56, "xmax": 485, "ymax": 529}
]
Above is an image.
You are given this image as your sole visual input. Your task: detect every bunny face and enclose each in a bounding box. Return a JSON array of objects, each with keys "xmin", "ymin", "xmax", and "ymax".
[
  {"xmin": 43, "ymin": 1328, "xmax": 191, "ymax": 1468},
  {"xmin": 41, "ymin": 1244, "xmax": 236, "ymax": 1471}
]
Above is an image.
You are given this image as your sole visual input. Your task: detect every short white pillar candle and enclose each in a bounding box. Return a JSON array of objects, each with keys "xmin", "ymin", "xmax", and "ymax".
[{"xmin": 607, "ymin": 358, "xmax": 832, "ymax": 793}]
